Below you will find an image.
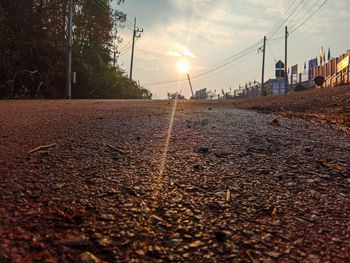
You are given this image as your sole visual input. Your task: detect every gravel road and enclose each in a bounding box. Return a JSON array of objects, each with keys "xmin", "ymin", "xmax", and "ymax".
[{"xmin": 1, "ymin": 100, "xmax": 350, "ymax": 262}]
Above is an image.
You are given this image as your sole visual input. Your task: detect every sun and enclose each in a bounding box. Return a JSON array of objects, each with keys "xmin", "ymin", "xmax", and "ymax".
[{"xmin": 176, "ymin": 60, "xmax": 190, "ymax": 74}]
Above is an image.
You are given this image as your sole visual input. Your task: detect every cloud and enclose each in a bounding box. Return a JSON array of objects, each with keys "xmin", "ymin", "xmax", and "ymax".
[
  {"xmin": 244, "ymin": 0, "xmax": 288, "ymax": 15},
  {"xmin": 115, "ymin": 0, "xmax": 350, "ymax": 99}
]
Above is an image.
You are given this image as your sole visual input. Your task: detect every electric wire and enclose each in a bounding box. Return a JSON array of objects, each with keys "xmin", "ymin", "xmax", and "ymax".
[
  {"xmin": 267, "ymin": 0, "xmax": 299, "ymax": 38},
  {"xmin": 119, "ymin": 47, "xmax": 132, "ymax": 55},
  {"xmin": 268, "ymin": 0, "xmax": 305, "ymax": 40},
  {"xmin": 285, "ymin": 0, "xmax": 318, "ymax": 32},
  {"xmin": 290, "ymin": 0, "xmax": 328, "ymax": 34},
  {"xmin": 90, "ymin": 0, "xmax": 111, "ymax": 15},
  {"xmin": 127, "ymin": 0, "xmax": 327, "ymax": 88},
  {"xmin": 119, "ymin": 38, "xmax": 139, "ymax": 56},
  {"xmin": 144, "ymin": 43, "xmax": 261, "ymax": 86},
  {"xmin": 118, "ymin": 38, "xmax": 133, "ymax": 52},
  {"xmin": 144, "ymin": 0, "xmax": 307, "ymax": 87},
  {"xmin": 190, "ymin": 41, "xmax": 262, "ymax": 76}
]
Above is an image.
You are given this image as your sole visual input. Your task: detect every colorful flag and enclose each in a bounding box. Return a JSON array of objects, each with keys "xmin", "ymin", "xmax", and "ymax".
[
  {"xmin": 291, "ymin": 64, "xmax": 298, "ymax": 75},
  {"xmin": 320, "ymin": 46, "xmax": 323, "ymax": 65},
  {"xmin": 327, "ymin": 47, "xmax": 331, "ymax": 61}
]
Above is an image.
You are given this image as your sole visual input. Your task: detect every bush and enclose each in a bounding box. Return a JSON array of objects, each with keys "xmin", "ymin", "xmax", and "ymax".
[{"xmin": 294, "ymin": 84, "xmax": 307, "ymax": 92}]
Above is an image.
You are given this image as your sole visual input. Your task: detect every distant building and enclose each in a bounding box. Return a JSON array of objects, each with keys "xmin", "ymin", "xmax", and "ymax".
[
  {"xmin": 195, "ymin": 88, "xmax": 207, "ymax": 99},
  {"xmin": 311, "ymin": 50, "xmax": 350, "ymax": 87},
  {"xmin": 263, "ymin": 79, "xmax": 287, "ymax": 96}
]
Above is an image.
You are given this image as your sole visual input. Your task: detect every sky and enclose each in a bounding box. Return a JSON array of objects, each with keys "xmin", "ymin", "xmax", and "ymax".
[{"xmin": 112, "ymin": 0, "xmax": 350, "ymax": 99}]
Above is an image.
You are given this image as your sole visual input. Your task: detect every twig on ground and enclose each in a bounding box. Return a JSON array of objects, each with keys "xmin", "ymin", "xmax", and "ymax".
[
  {"xmin": 226, "ymin": 189, "xmax": 231, "ymax": 203},
  {"xmin": 28, "ymin": 143, "xmax": 57, "ymax": 154},
  {"xmin": 107, "ymin": 144, "xmax": 126, "ymax": 154}
]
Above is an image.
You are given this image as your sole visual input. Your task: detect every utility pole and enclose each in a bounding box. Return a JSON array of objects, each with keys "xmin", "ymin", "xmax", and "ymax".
[
  {"xmin": 261, "ymin": 36, "xmax": 266, "ymax": 95},
  {"xmin": 187, "ymin": 73, "xmax": 194, "ymax": 99},
  {"xmin": 66, "ymin": 0, "xmax": 73, "ymax": 99},
  {"xmin": 129, "ymin": 18, "xmax": 143, "ymax": 80},
  {"xmin": 285, "ymin": 26, "xmax": 289, "ymax": 92}
]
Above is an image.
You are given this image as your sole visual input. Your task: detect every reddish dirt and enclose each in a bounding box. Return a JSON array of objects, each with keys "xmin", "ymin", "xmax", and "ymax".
[
  {"xmin": 232, "ymin": 85, "xmax": 350, "ymax": 135},
  {"xmin": 0, "ymin": 99, "xmax": 350, "ymax": 262}
]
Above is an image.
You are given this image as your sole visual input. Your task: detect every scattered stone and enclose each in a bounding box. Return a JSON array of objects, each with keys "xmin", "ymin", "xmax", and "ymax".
[
  {"xmin": 214, "ymin": 230, "xmax": 233, "ymax": 242},
  {"xmin": 270, "ymin": 119, "xmax": 280, "ymax": 126},
  {"xmin": 61, "ymin": 234, "xmax": 90, "ymax": 248},
  {"xmin": 308, "ymin": 254, "xmax": 321, "ymax": 263},
  {"xmin": 99, "ymin": 214, "xmax": 115, "ymax": 221},
  {"xmin": 331, "ymin": 237, "xmax": 342, "ymax": 243},
  {"xmin": 294, "ymin": 238, "xmax": 303, "ymax": 247},
  {"xmin": 319, "ymin": 174, "xmax": 331, "ymax": 180},
  {"xmin": 98, "ymin": 237, "xmax": 112, "ymax": 247},
  {"xmin": 171, "ymin": 239, "xmax": 183, "ymax": 246},
  {"xmin": 79, "ymin": 251, "xmax": 104, "ymax": 263},
  {"xmin": 189, "ymin": 240, "xmax": 204, "ymax": 248},
  {"xmin": 310, "ymin": 214, "xmax": 317, "ymax": 222},
  {"xmin": 196, "ymin": 145, "xmax": 210, "ymax": 154},
  {"xmin": 266, "ymin": 251, "xmax": 281, "ymax": 258},
  {"xmin": 262, "ymin": 233, "xmax": 273, "ymax": 243},
  {"xmin": 243, "ymin": 230, "xmax": 254, "ymax": 237},
  {"xmin": 305, "ymin": 147, "xmax": 312, "ymax": 152},
  {"xmin": 182, "ymin": 253, "xmax": 190, "ymax": 258}
]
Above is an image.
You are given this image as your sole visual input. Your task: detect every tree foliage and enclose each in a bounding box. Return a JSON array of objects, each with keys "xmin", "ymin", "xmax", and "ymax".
[
  {"xmin": 0, "ymin": 0, "xmax": 151, "ymax": 99},
  {"xmin": 167, "ymin": 91, "xmax": 185, "ymax": 100}
]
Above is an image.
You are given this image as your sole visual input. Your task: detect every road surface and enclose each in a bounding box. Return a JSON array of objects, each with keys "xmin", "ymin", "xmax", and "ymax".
[{"xmin": 0, "ymin": 100, "xmax": 349, "ymax": 262}]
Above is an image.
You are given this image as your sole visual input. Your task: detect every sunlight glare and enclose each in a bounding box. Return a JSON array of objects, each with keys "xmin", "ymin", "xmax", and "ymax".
[
  {"xmin": 176, "ymin": 60, "xmax": 190, "ymax": 74},
  {"xmin": 182, "ymin": 47, "xmax": 196, "ymax": 58}
]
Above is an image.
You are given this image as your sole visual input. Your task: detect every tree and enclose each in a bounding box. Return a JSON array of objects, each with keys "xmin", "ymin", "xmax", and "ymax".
[
  {"xmin": 206, "ymin": 90, "xmax": 216, "ymax": 100},
  {"xmin": 0, "ymin": 0, "xmax": 151, "ymax": 99},
  {"xmin": 167, "ymin": 91, "xmax": 185, "ymax": 100}
]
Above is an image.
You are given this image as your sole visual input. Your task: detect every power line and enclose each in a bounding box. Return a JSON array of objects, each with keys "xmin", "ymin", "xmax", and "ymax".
[
  {"xmin": 268, "ymin": 0, "xmax": 305, "ymax": 40},
  {"xmin": 190, "ymin": 46, "xmax": 260, "ymax": 79},
  {"xmin": 192, "ymin": 49, "xmax": 259, "ymax": 84},
  {"xmin": 285, "ymin": 0, "xmax": 318, "ymax": 31},
  {"xmin": 290, "ymin": 0, "xmax": 328, "ymax": 34},
  {"xmin": 144, "ymin": 43, "xmax": 261, "ymax": 86},
  {"xmin": 120, "ymin": 47, "xmax": 132, "ymax": 55},
  {"xmin": 118, "ymin": 38, "xmax": 133, "ymax": 52},
  {"xmin": 90, "ymin": 0, "xmax": 110, "ymax": 14},
  {"xmin": 126, "ymin": 19, "xmax": 135, "ymax": 26},
  {"xmin": 267, "ymin": 0, "xmax": 299, "ymax": 37},
  {"xmin": 190, "ymin": 41, "xmax": 262, "ymax": 76},
  {"xmin": 143, "ymin": 0, "xmax": 327, "ymax": 88},
  {"xmin": 122, "ymin": 23, "xmax": 134, "ymax": 31},
  {"xmin": 144, "ymin": 1, "xmax": 305, "ymax": 88},
  {"xmin": 144, "ymin": 49, "xmax": 259, "ymax": 88},
  {"xmin": 120, "ymin": 45, "xmax": 133, "ymax": 55}
]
